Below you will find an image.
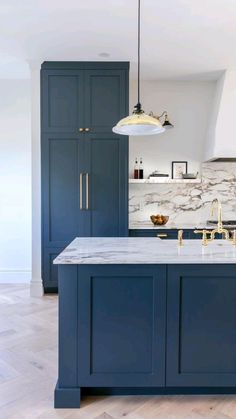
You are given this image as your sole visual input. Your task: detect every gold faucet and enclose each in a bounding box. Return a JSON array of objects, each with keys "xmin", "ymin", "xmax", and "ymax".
[
  {"xmin": 210, "ymin": 198, "xmax": 230, "ymax": 240},
  {"xmin": 178, "ymin": 229, "xmax": 184, "ymax": 246},
  {"xmin": 194, "ymin": 198, "xmax": 235, "ymax": 244}
]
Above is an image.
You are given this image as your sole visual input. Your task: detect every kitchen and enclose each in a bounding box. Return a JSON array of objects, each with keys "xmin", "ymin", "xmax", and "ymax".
[{"xmin": 2, "ymin": 0, "xmax": 236, "ymax": 418}]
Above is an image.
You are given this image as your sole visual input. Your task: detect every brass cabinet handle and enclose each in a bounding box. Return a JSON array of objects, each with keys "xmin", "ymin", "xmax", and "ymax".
[
  {"xmin": 84, "ymin": 128, "xmax": 90, "ymax": 132},
  {"xmin": 79, "ymin": 128, "xmax": 84, "ymax": 132},
  {"xmin": 80, "ymin": 173, "xmax": 83, "ymax": 209},
  {"xmin": 86, "ymin": 173, "xmax": 89, "ymax": 210},
  {"xmin": 157, "ymin": 233, "xmax": 168, "ymax": 238}
]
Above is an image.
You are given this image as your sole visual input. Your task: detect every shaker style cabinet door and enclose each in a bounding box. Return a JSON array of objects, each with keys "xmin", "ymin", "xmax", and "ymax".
[
  {"xmin": 167, "ymin": 264, "xmax": 236, "ymax": 387},
  {"xmin": 82, "ymin": 132, "xmax": 128, "ymax": 237},
  {"xmin": 84, "ymin": 69, "xmax": 128, "ymax": 133},
  {"xmin": 41, "ymin": 70, "xmax": 85, "ymax": 133},
  {"xmin": 41, "ymin": 133, "xmax": 87, "ymax": 248},
  {"xmin": 41, "ymin": 133, "xmax": 87, "ymax": 291},
  {"xmin": 77, "ymin": 265, "xmax": 166, "ymax": 387}
]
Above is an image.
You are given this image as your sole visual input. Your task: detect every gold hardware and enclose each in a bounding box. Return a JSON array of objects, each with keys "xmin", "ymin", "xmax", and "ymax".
[
  {"xmin": 209, "ymin": 198, "xmax": 230, "ymax": 242},
  {"xmin": 194, "ymin": 199, "xmax": 236, "ymax": 246},
  {"xmin": 157, "ymin": 233, "xmax": 168, "ymax": 238},
  {"xmin": 84, "ymin": 128, "xmax": 90, "ymax": 132},
  {"xmin": 194, "ymin": 230, "xmax": 212, "ymax": 246},
  {"xmin": 79, "ymin": 128, "xmax": 84, "ymax": 132},
  {"xmin": 178, "ymin": 229, "xmax": 183, "ymax": 246},
  {"xmin": 232, "ymin": 230, "xmax": 236, "ymax": 246},
  {"xmin": 80, "ymin": 173, "xmax": 83, "ymax": 209},
  {"xmin": 86, "ymin": 173, "xmax": 89, "ymax": 210},
  {"xmin": 211, "ymin": 198, "xmax": 223, "ymax": 230}
]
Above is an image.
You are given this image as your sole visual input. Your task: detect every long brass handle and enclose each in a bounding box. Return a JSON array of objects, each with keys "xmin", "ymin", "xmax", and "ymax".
[
  {"xmin": 157, "ymin": 233, "xmax": 168, "ymax": 238},
  {"xmin": 80, "ymin": 173, "xmax": 83, "ymax": 209},
  {"xmin": 86, "ymin": 173, "xmax": 89, "ymax": 210}
]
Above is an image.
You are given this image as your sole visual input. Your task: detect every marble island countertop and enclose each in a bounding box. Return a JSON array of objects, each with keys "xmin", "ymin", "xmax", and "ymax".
[{"xmin": 54, "ymin": 237, "xmax": 236, "ymax": 265}]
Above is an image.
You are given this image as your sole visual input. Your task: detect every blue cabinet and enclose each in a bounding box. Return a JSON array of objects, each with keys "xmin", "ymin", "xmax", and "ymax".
[
  {"xmin": 83, "ymin": 133, "xmax": 128, "ymax": 237},
  {"xmin": 56, "ymin": 264, "xmax": 166, "ymax": 406},
  {"xmin": 55, "ymin": 262, "xmax": 236, "ymax": 408},
  {"xmin": 167, "ymin": 265, "xmax": 236, "ymax": 387},
  {"xmin": 41, "ymin": 62, "xmax": 129, "ymax": 291}
]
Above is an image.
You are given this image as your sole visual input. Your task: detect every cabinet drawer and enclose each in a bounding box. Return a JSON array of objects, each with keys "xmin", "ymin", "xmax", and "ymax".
[{"xmin": 129, "ymin": 229, "xmax": 178, "ymax": 239}]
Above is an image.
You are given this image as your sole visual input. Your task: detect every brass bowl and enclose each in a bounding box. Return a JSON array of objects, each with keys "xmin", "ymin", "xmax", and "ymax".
[{"xmin": 150, "ymin": 215, "xmax": 169, "ymax": 226}]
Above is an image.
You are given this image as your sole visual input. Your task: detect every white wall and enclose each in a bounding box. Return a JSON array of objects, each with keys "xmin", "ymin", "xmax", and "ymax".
[
  {"xmin": 129, "ymin": 80, "xmax": 215, "ymax": 178},
  {"xmin": 0, "ymin": 80, "xmax": 31, "ymax": 283}
]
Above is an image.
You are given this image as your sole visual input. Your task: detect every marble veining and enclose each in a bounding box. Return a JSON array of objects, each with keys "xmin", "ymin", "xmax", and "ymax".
[
  {"xmin": 54, "ymin": 237, "xmax": 236, "ymax": 265},
  {"xmin": 129, "ymin": 163, "xmax": 236, "ymax": 228}
]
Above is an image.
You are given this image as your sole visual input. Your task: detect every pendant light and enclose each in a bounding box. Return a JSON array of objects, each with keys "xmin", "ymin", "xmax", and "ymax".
[{"xmin": 112, "ymin": 0, "xmax": 165, "ymax": 136}]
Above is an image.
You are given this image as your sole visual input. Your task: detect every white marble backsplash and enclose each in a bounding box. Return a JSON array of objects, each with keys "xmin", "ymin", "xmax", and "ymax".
[{"xmin": 129, "ymin": 163, "xmax": 236, "ymax": 226}]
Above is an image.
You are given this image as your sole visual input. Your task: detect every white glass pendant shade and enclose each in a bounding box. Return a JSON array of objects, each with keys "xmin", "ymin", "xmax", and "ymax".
[{"xmin": 112, "ymin": 112, "xmax": 165, "ymax": 136}]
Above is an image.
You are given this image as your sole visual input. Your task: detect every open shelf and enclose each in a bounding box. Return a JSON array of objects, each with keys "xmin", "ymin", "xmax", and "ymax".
[{"xmin": 129, "ymin": 178, "xmax": 202, "ymax": 184}]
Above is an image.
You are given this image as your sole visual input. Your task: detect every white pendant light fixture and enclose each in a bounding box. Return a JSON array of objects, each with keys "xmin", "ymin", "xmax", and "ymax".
[{"xmin": 112, "ymin": 0, "xmax": 165, "ymax": 136}]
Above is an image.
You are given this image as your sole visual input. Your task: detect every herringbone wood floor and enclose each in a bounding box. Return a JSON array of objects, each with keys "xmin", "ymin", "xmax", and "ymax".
[{"xmin": 1, "ymin": 285, "xmax": 236, "ymax": 419}]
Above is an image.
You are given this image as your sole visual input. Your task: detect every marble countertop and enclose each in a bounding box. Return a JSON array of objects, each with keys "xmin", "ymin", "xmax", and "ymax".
[{"xmin": 54, "ymin": 237, "xmax": 236, "ymax": 265}]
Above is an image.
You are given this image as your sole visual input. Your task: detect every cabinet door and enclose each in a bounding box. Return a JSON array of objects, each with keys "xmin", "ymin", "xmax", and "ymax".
[
  {"xmin": 77, "ymin": 265, "xmax": 166, "ymax": 387},
  {"xmin": 167, "ymin": 264, "xmax": 236, "ymax": 387},
  {"xmin": 84, "ymin": 69, "xmax": 128, "ymax": 133},
  {"xmin": 41, "ymin": 133, "xmax": 87, "ymax": 290},
  {"xmin": 83, "ymin": 133, "xmax": 128, "ymax": 236},
  {"xmin": 42, "ymin": 133, "xmax": 87, "ymax": 248},
  {"xmin": 41, "ymin": 70, "xmax": 84, "ymax": 133}
]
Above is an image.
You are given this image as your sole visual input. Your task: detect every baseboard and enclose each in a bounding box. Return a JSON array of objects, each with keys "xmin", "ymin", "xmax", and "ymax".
[{"xmin": 0, "ymin": 270, "xmax": 31, "ymax": 283}]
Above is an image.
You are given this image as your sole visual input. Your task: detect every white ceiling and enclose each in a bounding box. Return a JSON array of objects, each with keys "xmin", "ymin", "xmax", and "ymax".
[{"xmin": 1, "ymin": 0, "xmax": 236, "ymax": 80}]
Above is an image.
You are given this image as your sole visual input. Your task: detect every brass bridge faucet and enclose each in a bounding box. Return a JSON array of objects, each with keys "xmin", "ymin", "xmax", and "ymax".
[{"xmin": 194, "ymin": 198, "xmax": 236, "ymax": 245}]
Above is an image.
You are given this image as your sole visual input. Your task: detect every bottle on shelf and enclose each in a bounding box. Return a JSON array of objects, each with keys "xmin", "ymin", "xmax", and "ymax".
[
  {"xmin": 134, "ymin": 157, "xmax": 139, "ymax": 179},
  {"xmin": 139, "ymin": 157, "xmax": 144, "ymax": 179}
]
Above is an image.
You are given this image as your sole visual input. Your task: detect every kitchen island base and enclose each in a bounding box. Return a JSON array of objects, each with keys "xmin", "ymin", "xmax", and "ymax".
[
  {"xmin": 55, "ymin": 385, "xmax": 236, "ymax": 409},
  {"xmin": 55, "ymin": 261, "xmax": 236, "ymax": 408}
]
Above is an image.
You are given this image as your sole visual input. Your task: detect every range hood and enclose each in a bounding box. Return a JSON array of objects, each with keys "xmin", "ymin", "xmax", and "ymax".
[{"xmin": 204, "ymin": 70, "xmax": 236, "ymax": 162}]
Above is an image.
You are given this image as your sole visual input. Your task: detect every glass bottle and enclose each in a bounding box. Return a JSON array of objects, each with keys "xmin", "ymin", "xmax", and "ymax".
[
  {"xmin": 139, "ymin": 157, "xmax": 144, "ymax": 179},
  {"xmin": 134, "ymin": 158, "xmax": 139, "ymax": 179}
]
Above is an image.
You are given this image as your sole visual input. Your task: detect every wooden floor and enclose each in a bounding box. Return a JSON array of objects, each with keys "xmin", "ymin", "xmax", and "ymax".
[{"xmin": 1, "ymin": 285, "xmax": 236, "ymax": 419}]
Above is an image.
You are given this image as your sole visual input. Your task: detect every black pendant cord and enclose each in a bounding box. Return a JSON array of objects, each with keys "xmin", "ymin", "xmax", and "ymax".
[
  {"xmin": 134, "ymin": 0, "xmax": 142, "ymax": 114},
  {"xmin": 137, "ymin": 0, "xmax": 141, "ymax": 107}
]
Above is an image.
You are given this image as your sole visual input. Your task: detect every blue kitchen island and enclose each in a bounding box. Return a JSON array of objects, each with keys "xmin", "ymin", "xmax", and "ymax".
[{"xmin": 54, "ymin": 237, "xmax": 236, "ymax": 408}]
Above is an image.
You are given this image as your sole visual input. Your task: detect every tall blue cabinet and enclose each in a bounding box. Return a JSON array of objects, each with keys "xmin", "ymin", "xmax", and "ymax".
[{"xmin": 41, "ymin": 62, "xmax": 129, "ymax": 292}]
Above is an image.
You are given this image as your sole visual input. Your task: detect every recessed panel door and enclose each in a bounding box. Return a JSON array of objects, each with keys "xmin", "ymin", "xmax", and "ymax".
[
  {"xmin": 77, "ymin": 265, "xmax": 166, "ymax": 387},
  {"xmin": 83, "ymin": 133, "xmax": 128, "ymax": 237},
  {"xmin": 41, "ymin": 70, "xmax": 84, "ymax": 133},
  {"xmin": 167, "ymin": 264, "xmax": 236, "ymax": 387},
  {"xmin": 84, "ymin": 70, "xmax": 128, "ymax": 133}
]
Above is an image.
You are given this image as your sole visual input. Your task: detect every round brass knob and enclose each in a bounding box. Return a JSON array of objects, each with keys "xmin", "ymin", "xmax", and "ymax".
[
  {"xmin": 84, "ymin": 128, "xmax": 90, "ymax": 132},
  {"xmin": 79, "ymin": 128, "xmax": 84, "ymax": 132}
]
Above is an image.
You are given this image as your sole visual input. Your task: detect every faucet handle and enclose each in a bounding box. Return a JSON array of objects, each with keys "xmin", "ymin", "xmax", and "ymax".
[
  {"xmin": 232, "ymin": 230, "xmax": 236, "ymax": 245},
  {"xmin": 194, "ymin": 229, "xmax": 211, "ymax": 246},
  {"xmin": 178, "ymin": 229, "xmax": 184, "ymax": 246}
]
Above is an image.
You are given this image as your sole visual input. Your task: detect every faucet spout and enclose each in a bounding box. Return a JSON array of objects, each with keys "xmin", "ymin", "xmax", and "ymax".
[{"xmin": 210, "ymin": 198, "xmax": 223, "ymax": 232}]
